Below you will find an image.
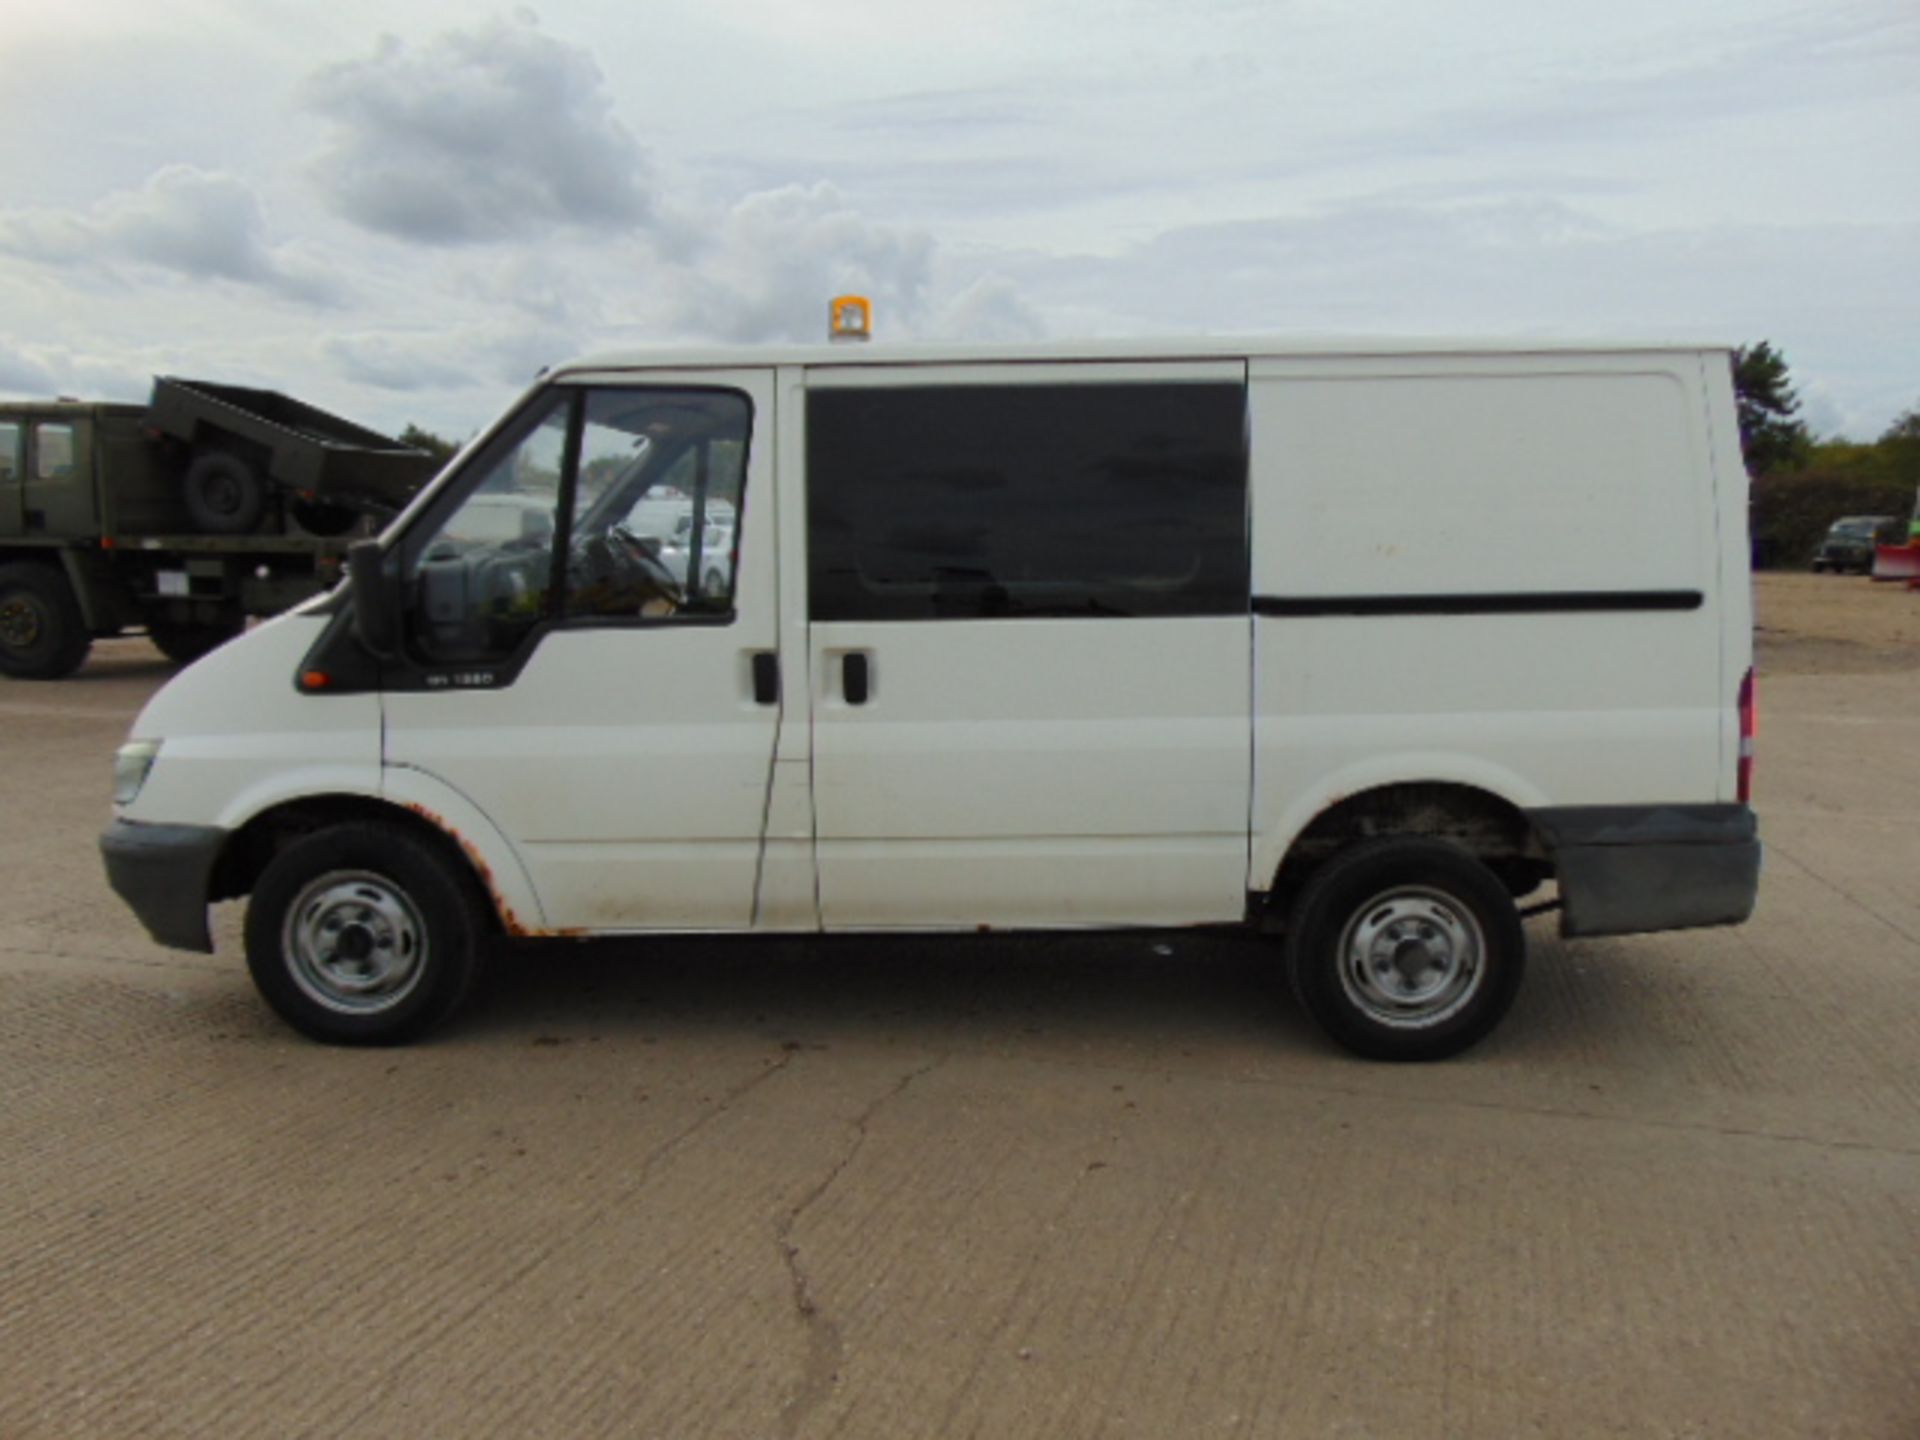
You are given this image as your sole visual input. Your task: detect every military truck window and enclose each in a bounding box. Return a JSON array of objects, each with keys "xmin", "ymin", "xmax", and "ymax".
[
  {"xmin": 0, "ymin": 423, "xmax": 17, "ymax": 482},
  {"xmin": 407, "ymin": 386, "xmax": 751, "ymax": 667},
  {"xmin": 33, "ymin": 423, "xmax": 75, "ymax": 481},
  {"xmin": 807, "ymin": 382, "xmax": 1247, "ymax": 621}
]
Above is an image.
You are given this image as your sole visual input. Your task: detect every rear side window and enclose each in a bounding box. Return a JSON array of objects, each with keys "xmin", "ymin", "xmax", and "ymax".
[{"xmin": 807, "ymin": 382, "xmax": 1247, "ymax": 621}]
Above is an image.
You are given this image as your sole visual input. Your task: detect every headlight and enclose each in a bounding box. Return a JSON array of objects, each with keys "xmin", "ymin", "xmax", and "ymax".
[{"xmin": 113, "ymin": 740, "xmax": 161, "ymax": 807}]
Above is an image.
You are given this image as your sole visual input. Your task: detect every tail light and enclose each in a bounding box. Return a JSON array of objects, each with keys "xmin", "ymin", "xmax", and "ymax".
[{"xmin": 1736, "ymin": 667, "xmax": 1756, "ymax": 804}]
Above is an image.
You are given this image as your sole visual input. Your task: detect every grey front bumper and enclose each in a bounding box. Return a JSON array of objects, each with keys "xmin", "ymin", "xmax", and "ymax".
[
  {"xmin": 99, "ymin": 819, "xmax": 227, "ymax": 953},
  {"xmin": 1529, "ymin": 804, "xmax": 1760, "ymax": 939}
]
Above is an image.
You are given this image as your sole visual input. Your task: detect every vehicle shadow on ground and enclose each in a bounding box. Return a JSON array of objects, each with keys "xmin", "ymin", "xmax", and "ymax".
[
  {"xmin": 67, "ymin": 647, "xmax": 174, "ymax": 683},
  {"xmin": 444, "ymin": 924, "xmax": 1710, "ymax": 1068},
  {"xmin": 459, "ymin": 929, "xmax": 1315, "ymax": 1056}
]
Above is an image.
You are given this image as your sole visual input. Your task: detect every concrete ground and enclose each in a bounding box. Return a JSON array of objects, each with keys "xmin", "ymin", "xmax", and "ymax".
[{"xmin": 2, "ymin": 573, "xmax": 1916, "ymax": 1438}]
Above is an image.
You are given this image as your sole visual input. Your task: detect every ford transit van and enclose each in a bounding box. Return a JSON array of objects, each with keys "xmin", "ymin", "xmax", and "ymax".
[{"xmin": 100, "ymin": 338, "xmax": 1761, "ymax": 1060}]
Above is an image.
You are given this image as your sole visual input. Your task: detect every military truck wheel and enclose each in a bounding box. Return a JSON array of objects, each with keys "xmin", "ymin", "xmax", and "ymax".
[
  {"xmin": 149, "ymin": 612, "xmax": 246, "ymax": 666},
  {"xmin": 184, "ymin": 450, "xmax": 266, "ymax": 534},
  {"xmin": 0, "ymin": 562, "xmax": 92, "ymax": 680}
]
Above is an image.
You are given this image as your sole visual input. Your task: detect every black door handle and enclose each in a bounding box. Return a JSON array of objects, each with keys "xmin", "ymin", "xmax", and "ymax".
[
  {"xmin": 842, "ymin": 652, "xmax": 870, "ymax": 705},
  {"xmin": 751, "ymin": 651, "xmax": 779, "ymax": 705}
]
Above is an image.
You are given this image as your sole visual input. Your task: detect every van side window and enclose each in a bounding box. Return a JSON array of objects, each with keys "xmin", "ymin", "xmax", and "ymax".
[
  {"xmin": 806, "ymin": 383, "xmax": 1247, "ymax": 621},
  {"xmin": 406, "ymin": 387, "xmax": 751, "ymax": 667}
]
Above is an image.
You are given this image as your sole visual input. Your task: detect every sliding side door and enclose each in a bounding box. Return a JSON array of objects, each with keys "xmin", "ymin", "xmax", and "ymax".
[{"xmin": 804, "ymin": 362, "xmax": 1253, "ymax": 930}]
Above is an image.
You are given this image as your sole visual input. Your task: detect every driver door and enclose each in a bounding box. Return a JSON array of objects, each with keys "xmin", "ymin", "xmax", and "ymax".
[{"xmin": 381, "ymin": 371, "xmax": 784, "ymax": 933}]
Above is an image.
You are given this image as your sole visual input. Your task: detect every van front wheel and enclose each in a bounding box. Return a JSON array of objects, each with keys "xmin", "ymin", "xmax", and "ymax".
[
  {"xmin": 245, "ymin": 823, "xmax": 485, "ymax": 1045},
  {"xmin": 1285, "ymin": 838, "xmax": 1525, "ymax": 1061}
]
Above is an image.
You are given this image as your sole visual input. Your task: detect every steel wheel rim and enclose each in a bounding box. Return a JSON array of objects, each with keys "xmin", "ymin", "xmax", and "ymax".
[
  {"xmin": 0, "ymin": 594, "xmax": 44, "ymax": 649},
  {"xmin": 202, "ymin": 471, "xmax": 243, "ymax": 516},
  {"xmin": 282, "ymin": 869, "xmax": 428, "ymax": 1015},
  {"xmin": 1337, "ymin": 885, "xmax": 1485, "ymax": 1029}
]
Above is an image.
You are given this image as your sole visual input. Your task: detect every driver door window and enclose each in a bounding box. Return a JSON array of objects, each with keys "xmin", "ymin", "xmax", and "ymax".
[
  {"xmin": 568, "ymin": 391, "xmax": 747, "ymax": 620},
  {"xmin": 405, "ymin": 386, "xmax": 752, "ymax": 669}
]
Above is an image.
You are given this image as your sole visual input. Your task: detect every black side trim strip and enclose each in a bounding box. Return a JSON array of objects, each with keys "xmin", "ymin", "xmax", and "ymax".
[{"xmin": 1253, "ymin": 590, "xmax": 1703, "ymax": 617}]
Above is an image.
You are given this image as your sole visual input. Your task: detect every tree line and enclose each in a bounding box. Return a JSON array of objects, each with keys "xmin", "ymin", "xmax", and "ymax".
[{"xmin": 1736, "ymin": 342, "xmax": 1918, "ymax": 566}]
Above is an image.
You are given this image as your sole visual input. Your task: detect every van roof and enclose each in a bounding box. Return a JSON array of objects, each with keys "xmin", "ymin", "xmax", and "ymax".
[{"xmin": 554, "ymin": 334, "xmax": 1734, "ymax": 376}]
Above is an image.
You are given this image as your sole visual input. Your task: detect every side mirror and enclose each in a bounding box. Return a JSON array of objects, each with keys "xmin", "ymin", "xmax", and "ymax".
[{"xmin": 347, "ymin": 539, "xmax": 399, "ymax": 659}]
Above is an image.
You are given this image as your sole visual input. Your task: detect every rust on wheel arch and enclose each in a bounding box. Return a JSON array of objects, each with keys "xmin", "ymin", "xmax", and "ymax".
[{"xmin": 397, "ymin": 801, "xmax": 583, "ymax": 938}]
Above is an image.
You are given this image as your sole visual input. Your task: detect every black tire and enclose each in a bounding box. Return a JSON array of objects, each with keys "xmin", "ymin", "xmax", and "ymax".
[
  {"xmin": 149, "ymin": 612, "xmax": 245, "ymax": 666},
  {"xmin": 245, "ymin": 823, "xmax": 488, "ymax": 1045},
  {"xmin": 1284, "ymin": 837, "xmax": 1525, "ymax": 1061},
  {"xmin": 0, "ymin": 562, "xmax": 92, "ymax": 680},
  {"xmin": 184, "ymin": 450, "xmax": 266, "ymax": 534}
]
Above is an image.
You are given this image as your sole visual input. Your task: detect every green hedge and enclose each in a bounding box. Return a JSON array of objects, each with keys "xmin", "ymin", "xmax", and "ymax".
[{"xmin": 1751, "ymin": 470, "xmax": 1912, "ymax": 568}]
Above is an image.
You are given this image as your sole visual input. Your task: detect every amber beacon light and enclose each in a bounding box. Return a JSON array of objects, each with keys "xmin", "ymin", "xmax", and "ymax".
[{"xmin": 829, "ymin": 295, "xmax": 872, "ymax": 342}]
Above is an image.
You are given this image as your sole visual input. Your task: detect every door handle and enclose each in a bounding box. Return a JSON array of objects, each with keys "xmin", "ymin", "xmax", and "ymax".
[
  {"xmin": 842, "ymin": 651, "xmax": 870, "ymax": 706},
  {"xmin": 751, "ymin": 651, "xmax": 779, "ymax": 706}
]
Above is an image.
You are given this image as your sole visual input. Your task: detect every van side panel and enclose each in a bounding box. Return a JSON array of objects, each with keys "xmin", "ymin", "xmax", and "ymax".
[
  {"xmin": 809, "ymin": 616, "xmax": 1253, "ymax": 927},
  {"xmin": 1247, "ymin": 353, "xmax": 1725, "ymax": 888}
]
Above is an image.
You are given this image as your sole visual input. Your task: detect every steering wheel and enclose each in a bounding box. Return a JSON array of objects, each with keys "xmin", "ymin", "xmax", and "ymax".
[{"xmin": 604, "ymin": 524, "xmax": 686, "ymax": 610}]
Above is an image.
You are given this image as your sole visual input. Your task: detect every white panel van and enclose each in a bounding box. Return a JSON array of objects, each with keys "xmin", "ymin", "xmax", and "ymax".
[{"xmin": 100, "ymin": 339, "xmax": 1760, "ymax": 1060}]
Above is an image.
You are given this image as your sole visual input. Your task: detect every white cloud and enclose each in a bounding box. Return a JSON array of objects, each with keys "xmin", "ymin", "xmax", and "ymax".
[
  {"xmin": 0, "ymin": 342, "xmax": 56, "ymax": 394},
  {"xmin": 321, "ymin": 333, "xmax": 478, "ymax": 393},
  {"xmin": 303, "ymin": 17, "xmax": 652, "ymax": 245},
  {"xmin": 925, "ymin": 274, "xmax": 1047, "ymax": 342},
  {"xmin": 659, "ymin": 183, "xmax": 935, "ymax": 343},
  {"xmin": 0, "ymin": 166, "xmax": 334, "ymax": 303}
]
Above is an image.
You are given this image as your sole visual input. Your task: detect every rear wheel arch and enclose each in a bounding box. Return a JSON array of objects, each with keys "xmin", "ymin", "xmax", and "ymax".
[{"xmin": 1263, "ymin": 780, "xmax": 1550, "ymax": 922}]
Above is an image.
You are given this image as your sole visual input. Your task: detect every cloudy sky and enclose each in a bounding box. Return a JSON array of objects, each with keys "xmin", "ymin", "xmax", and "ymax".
[{"xmin": 1, "ymin": 0, "xmax": 1913, "ymax": 441}]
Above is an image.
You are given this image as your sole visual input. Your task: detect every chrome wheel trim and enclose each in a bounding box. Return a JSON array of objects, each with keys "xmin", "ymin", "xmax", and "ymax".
[
  {"xmin": 1336, "ymin": 885, "xmax": 1486, "ymax": 1030},
  {"xmin": 281, "ymin": 869, "xmax": 429, "ymax": 1016}
]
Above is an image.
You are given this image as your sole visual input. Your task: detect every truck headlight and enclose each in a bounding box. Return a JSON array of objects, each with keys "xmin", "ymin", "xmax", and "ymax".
[{"xmin": 113, "ymin": 740, "xmax": 161, "ymax": 807}]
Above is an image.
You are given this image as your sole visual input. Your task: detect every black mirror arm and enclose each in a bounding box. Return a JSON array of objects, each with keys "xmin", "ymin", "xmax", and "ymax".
[{"xmin": 347, "ymin": 539, "xmax": 399, "ymax": 660}]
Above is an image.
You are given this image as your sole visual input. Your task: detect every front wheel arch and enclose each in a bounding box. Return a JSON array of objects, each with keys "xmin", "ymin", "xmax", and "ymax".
[{"xmin": 213, "ymin": 794, "xmax": 511, "ymax": 935}]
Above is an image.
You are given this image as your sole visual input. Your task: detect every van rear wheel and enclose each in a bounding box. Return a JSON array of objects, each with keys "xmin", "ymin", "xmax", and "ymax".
[
  {"xmin": 1285, "ymin": 838, "xmax": 1525, "ymax": 1061},
  {"xmin": 245, "ymin": 823, "xmax": 486, "ymax": 1045}
]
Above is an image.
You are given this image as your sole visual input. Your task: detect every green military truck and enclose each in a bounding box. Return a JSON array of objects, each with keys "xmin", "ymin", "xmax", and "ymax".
[{"xmin": 0, "ymin": 378, "xmax": 440, "ymax": 679}]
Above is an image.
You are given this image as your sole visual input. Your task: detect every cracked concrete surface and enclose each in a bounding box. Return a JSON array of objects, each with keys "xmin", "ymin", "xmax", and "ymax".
[
  {"xmin": 774, "ymin": 1057, "xmax": 943, "ymax": 1440},
  {"xmin": 4, "ymin": 580, "xmax": 1920, "ymax": 1439}
]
